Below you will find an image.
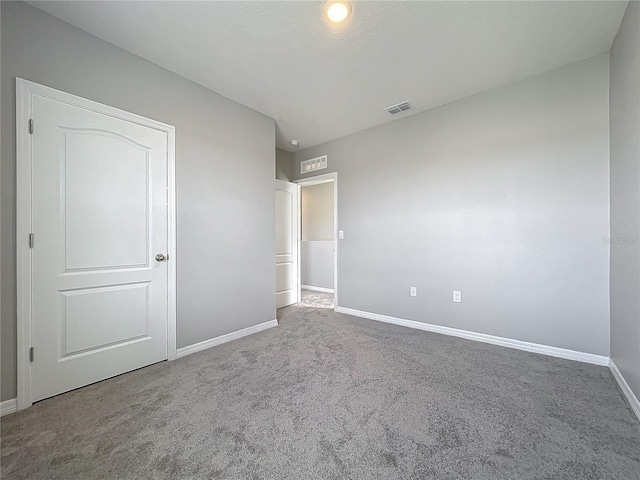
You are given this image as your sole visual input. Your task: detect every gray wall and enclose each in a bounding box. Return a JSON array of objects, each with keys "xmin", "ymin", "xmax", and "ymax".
[
  {"xmin": 275, "ymin": 148, "xmax": 294, "ymax": 181},
  {"xmin": 610, "ymin": 1, "xmax": 640, "ymax": 401},
  {"xmin": 293, "ymin": 55, "xmax": 611, "ymax": 357},
  {"xmin": 301, "ymin": 242, "xmax": 334, "ymax": 290},
  {"xmin": 300, "ymin": 182, "xmax": 335, "ymax": 289},
  {"xmin": 301, "ymin": 183, "xmax": 334, "ymax": 241},
  {"xmin": 1, "ymin": 2, "xmax": 276, "ymax": 401}
]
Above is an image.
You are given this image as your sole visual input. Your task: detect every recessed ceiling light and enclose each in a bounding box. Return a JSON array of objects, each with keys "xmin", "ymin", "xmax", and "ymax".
[
  {"xmin": 290, "ymin": 140, "xmax": 299, "ymax": 147},
  {"xmin": 326, "ymin": 1, "xmax": 351, "ymax": 24}
]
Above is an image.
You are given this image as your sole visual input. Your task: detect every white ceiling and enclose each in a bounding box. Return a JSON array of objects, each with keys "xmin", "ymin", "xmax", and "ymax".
[{"xmin": 30, "ymin": 1, "xmax": 628, "ymax": 152}]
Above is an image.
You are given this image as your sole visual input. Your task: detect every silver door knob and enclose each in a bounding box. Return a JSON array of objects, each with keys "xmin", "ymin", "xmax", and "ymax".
[{"xmin": 155, "ymin": 254, "xmax": 168, "ymax": 262}]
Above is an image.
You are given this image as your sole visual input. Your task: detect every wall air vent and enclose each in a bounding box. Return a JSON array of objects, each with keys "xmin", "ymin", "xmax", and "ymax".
[
  {"xmin": 385, "ymin": 101, "xmax": 414, "ymax": 115},
  {"xmin": 301, "ymin": 155, "xmax": 328, "ymax": 174}
]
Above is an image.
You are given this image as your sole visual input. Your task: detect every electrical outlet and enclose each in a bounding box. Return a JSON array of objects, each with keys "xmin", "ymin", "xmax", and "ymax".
[
  {"xmin": 453, "ymin": 291, "xmax": 462, "ymax": 303},
  {"xmin": 338, "ymin": 230, "xmax": 344, "ymax": 239},
  {"xmin": 410, "ymin": 286, "xmax": 417, "ymax": 297}
]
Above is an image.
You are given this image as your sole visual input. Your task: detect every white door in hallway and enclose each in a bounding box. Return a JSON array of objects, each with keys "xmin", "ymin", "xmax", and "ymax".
[
  {"xmin": 275, "ymin": 180, "xmax": 299, "ymax": 307},
  {"xmin": 24, "ymin": 82, "xmax": 173, "ymax": 402}
]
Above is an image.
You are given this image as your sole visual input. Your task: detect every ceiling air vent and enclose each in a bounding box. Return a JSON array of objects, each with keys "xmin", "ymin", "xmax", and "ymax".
[
  {"xmin": 301, "ymin": 155, "xmax": 328, "ymax": 174},
  {"xmin": 385, "ymin": 101, "xmax": 414, "ymax": 115}
]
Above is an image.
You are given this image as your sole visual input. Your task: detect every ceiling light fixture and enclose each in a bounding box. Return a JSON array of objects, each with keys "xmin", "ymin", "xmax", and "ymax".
[
  {"xmin": 290, "ymin": 140, "xmax": 300, "ymax": 147},
  {"xmin": 325, "ymin": 1, "xmax": 351, "ymax": 24}
]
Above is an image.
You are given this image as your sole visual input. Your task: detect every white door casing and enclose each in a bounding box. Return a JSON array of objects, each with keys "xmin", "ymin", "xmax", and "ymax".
[
  {"xmin": 16, "ymin": 79, "xmax": 177, "ymax": 409},
  {"xmin": 275, "ymin": 180, "xmax": 299, "ymax": 308}
]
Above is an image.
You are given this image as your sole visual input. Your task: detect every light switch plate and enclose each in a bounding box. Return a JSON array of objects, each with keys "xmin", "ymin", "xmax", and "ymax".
[{"xmin": 453, "ymin": 291, "xmax": 462, "ymax": 303}]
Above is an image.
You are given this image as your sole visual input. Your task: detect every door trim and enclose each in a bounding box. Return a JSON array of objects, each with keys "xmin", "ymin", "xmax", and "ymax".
[
  {"xmin": 295, "ymin": 172, "xmax": 338, "ymax": 309},
  {"xmin": 16, "ymin": 78, "xmax": 177, "ymax": 411}
]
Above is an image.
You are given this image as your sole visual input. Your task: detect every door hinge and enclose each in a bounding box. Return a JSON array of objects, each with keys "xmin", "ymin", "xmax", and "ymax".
[
  {"xmin": 29, "ymin": 347, "xmax": 34, "ymax": 362},
  {"xmin": 29, "ymin": 233, "xmax": 34, "ymax": 249},
  {"xmin": 29, "ymin": 119, "xmax": 34, "ymax": 135}
]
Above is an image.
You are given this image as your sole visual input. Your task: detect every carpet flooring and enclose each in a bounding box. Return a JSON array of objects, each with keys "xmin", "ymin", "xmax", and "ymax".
[
  {"xmin": 2, "ymin": 303, "xmax": 639, "ymax": 479},
  {"xmin": 300, "ymin": 288, "xmax": 335, "ymax": 309}
]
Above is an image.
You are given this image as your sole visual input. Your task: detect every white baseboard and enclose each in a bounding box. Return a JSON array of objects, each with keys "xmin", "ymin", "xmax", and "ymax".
[
  {"xmin": 336, "ymin": 306, "xmax": 609, "ymax": 366},
  {"xmin": 176, "ymin": 319, "xmax": 278, "ymax": 359},
  {"xmin": 609, "ymin": 360, "xmax": 640, "ymax": 423},
  {"xmin": 1, "ymin": 398, "xmax": 17, "ymax": 417},
  {"xmin": 301, "ymin": 285, "xmax": 334, "ymax": 294}
]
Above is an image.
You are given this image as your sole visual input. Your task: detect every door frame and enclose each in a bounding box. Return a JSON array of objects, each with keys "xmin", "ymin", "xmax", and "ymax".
[
  {"xmin": 295, "ymin": 172, "xmax": 338, "ymax": 309},
  {"xmin": 15, "ymin": 78, "xmax": 177, "ymax": 411}
]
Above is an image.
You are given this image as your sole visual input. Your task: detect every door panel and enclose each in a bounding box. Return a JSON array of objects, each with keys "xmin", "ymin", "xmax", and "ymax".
[
  {"xmin": 275, "ymin": 263, "xmax": 292, "ymax": 293},
  {"xmin": 63, "ymin": 130, "xmax": 150, "ymax": 270},
  {"xmin": 31, "ymin": 94, "xmax": 169, "ymax": 402},
  {"xmin": 61, "ymin": 282, "xmax": 150, "ymax": 356},
  {"xmin": 275, "ymin": 180, "xmax": 298, "ymax": 308}
]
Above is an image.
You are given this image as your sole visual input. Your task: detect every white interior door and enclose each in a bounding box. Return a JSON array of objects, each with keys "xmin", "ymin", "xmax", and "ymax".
[
  {"xmin": 275, "ymin": 180, "xmax": 299, "ymax": 308},
  {"xmin": 29, "ymin": 88, "xmax": 171, "ymax": 402}
]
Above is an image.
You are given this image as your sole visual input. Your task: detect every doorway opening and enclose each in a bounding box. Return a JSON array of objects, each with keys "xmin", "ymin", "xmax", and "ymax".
[{"xmin": 296, "ymin": 173, "xmax": 338, "ymax": 310}]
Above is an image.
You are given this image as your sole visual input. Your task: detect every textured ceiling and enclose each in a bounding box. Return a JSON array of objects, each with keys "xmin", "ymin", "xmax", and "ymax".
[{"xmin": 30, "ymin": 1, "xmax": 628, "ymax": 152}]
